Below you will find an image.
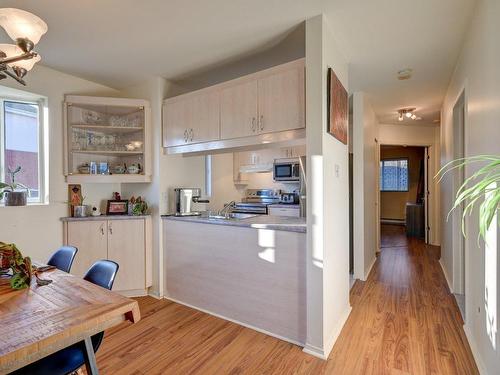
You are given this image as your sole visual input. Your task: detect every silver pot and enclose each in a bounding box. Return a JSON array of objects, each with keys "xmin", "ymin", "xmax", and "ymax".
[
  {"xmin": 5, "ymin": 191, "xmax": 27, "ymax": 206},
  {"xmin": 73, "ymin": 205, "xmax": 88, "ymax": 217}
]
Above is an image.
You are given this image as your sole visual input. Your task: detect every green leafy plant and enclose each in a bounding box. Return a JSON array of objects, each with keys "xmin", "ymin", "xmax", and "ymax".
[
  {"xmin": 437, "ymin": 155, "xmax": 500, "ymax": 241},
  {"xmin": 0, "ymin": 166, "xmax": 28, "ymax": 200},
  {"xmin": 130, "ymin": 196, "xmax": 148, "ymax": 215}
]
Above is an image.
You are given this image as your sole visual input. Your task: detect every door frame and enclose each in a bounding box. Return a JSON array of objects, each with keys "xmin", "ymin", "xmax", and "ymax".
[{"xmin": 377, "ymin": 143, "xmax": 434, "ymax": 246}]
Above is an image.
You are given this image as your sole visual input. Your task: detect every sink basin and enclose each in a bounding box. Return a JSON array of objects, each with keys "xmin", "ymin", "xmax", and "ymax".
[{"xmin": 208, "ymin": 213, "xmax": 258, "ymax": 220}]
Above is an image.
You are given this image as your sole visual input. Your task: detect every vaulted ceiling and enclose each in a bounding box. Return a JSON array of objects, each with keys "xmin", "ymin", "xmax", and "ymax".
[{"xmin": 0, "ymin": 0, "xmax": 476, "ymax": 125}]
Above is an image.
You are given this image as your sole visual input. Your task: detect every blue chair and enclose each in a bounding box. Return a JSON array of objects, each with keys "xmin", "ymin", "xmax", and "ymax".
[
  {"xmin": 11, "ymin": 260, "xmax": 119, "ymax": 375},
  {"xmin": 47, "ymin": 246, "xmax": 78, "ymax": 273}
]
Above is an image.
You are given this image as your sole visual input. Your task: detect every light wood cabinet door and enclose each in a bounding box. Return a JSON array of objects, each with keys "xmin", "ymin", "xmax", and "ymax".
[
  {"xmin": 257, "ymin": 64, "xmax": 305, "ymax": 134},
  {"xmin": 164, "ymin": 90, "xmax": 220, "ymax": 147},
  {"xmin": 107, "ymin": 219, "xmax": 145, "ymax": 292},
  {"xmin": 220, "ymin": 80, "xmax": 258, "ymax": 139},
  {"xmin": 67, "ymin": 221, "xmax": 108, "ymax": 277}
]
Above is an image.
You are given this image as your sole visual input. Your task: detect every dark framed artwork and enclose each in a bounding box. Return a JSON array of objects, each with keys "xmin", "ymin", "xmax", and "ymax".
[
  {"xmin": 327, "ymin": 67, "xmax": 348, "ymax": 144},
  {"xmin": 106, "ymin": 200, "xmax": 129, "ymax": 215}
]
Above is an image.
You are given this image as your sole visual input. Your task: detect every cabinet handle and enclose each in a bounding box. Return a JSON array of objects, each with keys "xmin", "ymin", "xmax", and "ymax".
[
  {"xmin": 100, "ymin": 224, "xmax": 104, "ymax": 236},
  {"xmin": 109, "ymin": 224, "xmax": 113, "ymax": 235},
  {"xmin": 251, "ymin": 117, "xmax": 256, "ymax": 132},
  {"xmin": 183, "ymin": 129, "xmax": 188, "ymax": 142},
  {"xmin": 260, "ymin": 115, "xmax": 264, "ymax": 130},
  {"xmin": 189, "ymin": 128, "xmax": 194, "ymax": 142}
]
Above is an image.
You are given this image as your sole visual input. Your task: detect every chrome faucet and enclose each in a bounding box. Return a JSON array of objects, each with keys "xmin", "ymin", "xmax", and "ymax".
[{"xmin": 218, "ymin": 201, "xmax": 236, "ymax": 218}]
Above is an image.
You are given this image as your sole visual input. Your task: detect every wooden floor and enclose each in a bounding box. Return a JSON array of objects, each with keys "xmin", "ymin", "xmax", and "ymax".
[{"xmin": 93, "ymin": 225, "xmax": 478, "ymax": 374}]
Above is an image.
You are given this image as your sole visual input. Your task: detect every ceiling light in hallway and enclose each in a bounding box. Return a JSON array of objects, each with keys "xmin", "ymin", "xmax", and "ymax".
[{"xmin": 397, "ymin": 107, "xmax": 421, "ymax": 122}]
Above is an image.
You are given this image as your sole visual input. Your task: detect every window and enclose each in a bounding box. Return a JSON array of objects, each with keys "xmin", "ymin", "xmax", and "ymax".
[
  {"xmin": 1, "ymin": 99, "xmax": 44, "ymax": 204},
  {"xmin": 380, "ymin": 158, "xmax": 409, "ymax": 192}
]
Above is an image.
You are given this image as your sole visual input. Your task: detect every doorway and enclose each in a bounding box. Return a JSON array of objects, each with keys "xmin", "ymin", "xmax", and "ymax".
[
  {"xmin": 453, "ymin": 91, "xmax": 466, "ymax": 319},
  {"xmin": 379, "ymin": 145, "xmax": 428, "ymax": 248}
]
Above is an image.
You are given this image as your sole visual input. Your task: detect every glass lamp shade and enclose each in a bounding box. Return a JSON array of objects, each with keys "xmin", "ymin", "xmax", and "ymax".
[
  {"xmin": 0, "ymin": 43, "xmax": 20, "ymax": 59},
  {"xmin": 0, "ymin": 8, "xmax": 48, "ymax": 45}
]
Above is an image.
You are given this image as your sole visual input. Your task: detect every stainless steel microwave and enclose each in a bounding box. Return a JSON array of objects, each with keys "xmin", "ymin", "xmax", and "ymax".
[{"xmin": 273, "ymin": 158, "xmax": 300, "ymax": 182}]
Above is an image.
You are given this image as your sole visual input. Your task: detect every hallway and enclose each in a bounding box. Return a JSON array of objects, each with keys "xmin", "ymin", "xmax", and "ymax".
[{"xmin": 327, "ymin": 224, "xmax": 479, "ymax": 374}]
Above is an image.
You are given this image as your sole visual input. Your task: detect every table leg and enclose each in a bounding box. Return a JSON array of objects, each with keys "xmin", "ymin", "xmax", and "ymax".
[{"xmin": 82, "ymin": 337, "xmax": 99, "ymax": 375}]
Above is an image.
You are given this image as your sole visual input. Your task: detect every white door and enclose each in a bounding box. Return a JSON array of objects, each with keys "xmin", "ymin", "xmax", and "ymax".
[
  {"xmin": 424, "ymin": 147, "xmax": 430, "ymax": 244},
  {"xmin": 66, "ymin": 221, "xmax": 108, "ymax": 277},
  {"xmin": 107, "ymin": 219, "xmax": 145, "ymax": 292},
  {"xmin": 220, "ymin": 80, "xmax": 258, "ymax": 139},
  {"xmin": 257, "ymin": 65, "xmax": 305, "ymax": 134}
]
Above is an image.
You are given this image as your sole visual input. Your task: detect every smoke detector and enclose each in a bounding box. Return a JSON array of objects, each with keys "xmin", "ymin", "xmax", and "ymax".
[{"xmin": 397, "ymin": 68, "xmax": 413, "ymax": 80}]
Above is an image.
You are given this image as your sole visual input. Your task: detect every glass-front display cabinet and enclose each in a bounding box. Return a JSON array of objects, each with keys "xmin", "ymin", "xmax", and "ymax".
[{"xmin": 64, "ymin": 95, "xmax": 151, "ymax": 183}]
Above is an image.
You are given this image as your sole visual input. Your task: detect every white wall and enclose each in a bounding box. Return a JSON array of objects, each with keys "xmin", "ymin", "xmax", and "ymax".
[
  {"xmin": 440, "ymin": 0, "xmax": 500, "ymax": 372},
  {"xmin": 378, "ymin": 123, "xmax": 441, "ymax": 246},
  {"xmin": 352, "ymin": 92, "xmax": 378, "ymax": 280},
  {"xmin": 0, "ymin": 65, "xmax": 119, "ymax": 261},
  {"xmin": 304, "ymin": 14, "xmax": 350, "ymax": 359}
]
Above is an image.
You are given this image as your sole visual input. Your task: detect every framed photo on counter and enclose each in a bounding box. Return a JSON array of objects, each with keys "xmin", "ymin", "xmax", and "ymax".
[{"xmin": 106, "ymin": 200, "xmax": 129, "ymax": 215}]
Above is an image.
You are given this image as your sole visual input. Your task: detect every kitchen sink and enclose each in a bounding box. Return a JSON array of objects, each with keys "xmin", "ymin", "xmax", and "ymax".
[{"xmin": 208, "ymin": 213, "xmax": 258, "ymax": 220}]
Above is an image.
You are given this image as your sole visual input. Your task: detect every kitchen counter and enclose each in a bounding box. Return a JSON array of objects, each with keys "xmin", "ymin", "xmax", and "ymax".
[
  {"xmin": 61, "ymin": 215, "xmax": 151, "ymax": 222},
  {"xmin": 161, "ymin": 213, "xmax": 306, "ymax": 233}
]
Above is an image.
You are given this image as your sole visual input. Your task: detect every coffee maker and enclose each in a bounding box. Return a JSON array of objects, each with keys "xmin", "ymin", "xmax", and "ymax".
[{"xmin": 174, "ymin": 188, "xmax": 209, "ymax": 216}]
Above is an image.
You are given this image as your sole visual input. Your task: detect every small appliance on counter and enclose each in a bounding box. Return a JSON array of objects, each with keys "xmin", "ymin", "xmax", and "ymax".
[
  {"xmin": 174, "ymin": 188, "xmax": 210, "ymax": 216},
  {"xmin": 280, "ymin": 192, "xmax": 299, "ymax": 204}
]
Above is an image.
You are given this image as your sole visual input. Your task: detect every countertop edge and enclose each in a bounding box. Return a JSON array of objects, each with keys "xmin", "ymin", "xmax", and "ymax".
[
  {"xmin": 161, "ymin": 215, "xmax": 306, "ymax": 233},
  {"xmin": 61, "ymin": 215, "xmax": 151, "ymax": 222}
]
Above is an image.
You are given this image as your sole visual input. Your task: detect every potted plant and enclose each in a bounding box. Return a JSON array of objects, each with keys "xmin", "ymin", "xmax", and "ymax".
[
  {"xmin": 129, "ymin": 196, "xmax": 148, "ymax": 216},
  {"xmin": 437, "ymin": 155, "xmax": 499, "ymax": 242},
  {"xmin": 0, "ymin": 166, "xmax": 28, "ymax": 206}
]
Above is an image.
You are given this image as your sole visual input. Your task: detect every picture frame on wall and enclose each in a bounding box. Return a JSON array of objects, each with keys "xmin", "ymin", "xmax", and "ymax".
[
  {"xmin": 327, "ymin": 67, "xmax": 348, "ymax": 145},
  {"xmin": 106, "ymin": 200, "xmax": 129, "ymax": 215}
]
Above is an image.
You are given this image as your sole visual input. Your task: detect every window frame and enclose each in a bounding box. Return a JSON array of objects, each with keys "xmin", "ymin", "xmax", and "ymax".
[
  {"xmin": 0, "ymin": 97, "xmax": 46, "ymax": 205},
  {"xmin": 380, "ymin": 157, "xmax": 410, "ymax": 192}
]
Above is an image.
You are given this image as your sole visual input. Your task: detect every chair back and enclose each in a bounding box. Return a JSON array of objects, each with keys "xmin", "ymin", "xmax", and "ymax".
[
  {"xmin": 83, "ymin": 260, "xmax": 119, "ymax": 352},
  {"xmin": 83, "ymin": 260, "xmax": 119, "ymax": 290},
  {"xmin": 47, "ymin": 246, "xmax": 78, "ymax": 273}
]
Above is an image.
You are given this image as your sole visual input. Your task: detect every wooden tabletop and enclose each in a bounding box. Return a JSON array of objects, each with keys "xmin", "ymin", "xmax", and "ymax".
[{"xmin": 0, "ymin": 269, "xmax": 140, "ymax": 374}]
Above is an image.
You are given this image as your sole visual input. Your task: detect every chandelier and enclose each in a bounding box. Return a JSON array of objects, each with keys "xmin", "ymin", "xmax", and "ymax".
[{"xmin": 0, "ymin": 8, "xmax": 48, "ymax": 86}]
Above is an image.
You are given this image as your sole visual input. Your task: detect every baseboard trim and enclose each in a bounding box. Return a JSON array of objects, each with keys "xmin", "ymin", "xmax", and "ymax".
[
  {"xmin": 302, "ymin": 343, "xmax": 327, "ymax": 359},
  {"xmin": 147, "ymin": 291, "xmax": 162, "ymax": 300},
  {"xmin": 364, "ymin": 256, "xmax": 377, "ymax": 280},
  {"xmin": 324, "ymin": 305, "xmax": 352, "ymax": 358},
  {"xmin": 164, "ymin": 296, "xmax": 305, "ymax": 348},
  {"xmin": 118, "ymin": 289, "xmax": 148, "ymax": 298},
  {"xmin": 464, "ymin": 324, "xmax": 487, "ymax": 375},
  {"xmin": 438, "ymin": 259, "xmax": 453, "ymax": 293}
]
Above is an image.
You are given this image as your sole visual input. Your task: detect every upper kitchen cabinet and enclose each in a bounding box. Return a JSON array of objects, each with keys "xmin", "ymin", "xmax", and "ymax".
[
  {"xmin": 163, "ymin": 89, "xmax": 220, "ymax": 147},
  {"xmin": 257, "ymin": 61, "xmax": 305, "ymax": 134},
  {"xmin": 220, "ymin": 80, "xmax": 258, "ymax": 139},
  {"xmin": 64, "ymin": 95, "xmax": 152, "ymax": 183},
  {"xmin": 163, "ymin": 58, "xmax": 305, "ymax": 153}
]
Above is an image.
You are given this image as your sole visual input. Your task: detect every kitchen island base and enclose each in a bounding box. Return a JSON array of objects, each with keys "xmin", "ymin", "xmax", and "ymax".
[{"xmin": 163, "ymin": 218, "xmax": 306, "ymax": 345}]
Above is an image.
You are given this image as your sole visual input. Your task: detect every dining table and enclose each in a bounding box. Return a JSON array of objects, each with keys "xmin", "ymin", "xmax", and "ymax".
[{"xmin": 0, "ymin": 267, "xmax": 140, "ymax": 374}]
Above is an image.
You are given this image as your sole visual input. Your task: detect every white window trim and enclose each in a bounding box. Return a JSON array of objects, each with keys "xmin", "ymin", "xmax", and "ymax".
[{"xmin": 0, "ymin": 97, "xmax": 47, "ymax": 205}]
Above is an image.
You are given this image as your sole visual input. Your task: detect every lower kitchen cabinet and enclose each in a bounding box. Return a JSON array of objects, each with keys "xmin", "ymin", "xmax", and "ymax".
[{"xmin": 63, "ymin": 216, "xmax": 152, "ymax": 296}]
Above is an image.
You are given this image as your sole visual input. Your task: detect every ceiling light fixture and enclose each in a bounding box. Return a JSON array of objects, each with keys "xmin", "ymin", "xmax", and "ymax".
[
  {"xmin": 0, "ymin": 8, "xmax": 47, "ymax": 86},
  {"xmin": 397, "ymin": 108, "xmax": 420, "ymax": 122},
  {"xmin": 397, "ymin": 68, "xmax": 413, "ymax": 80}
]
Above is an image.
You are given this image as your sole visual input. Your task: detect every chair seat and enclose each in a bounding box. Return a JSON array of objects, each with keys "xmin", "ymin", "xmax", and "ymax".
[{"xmin": 10, "ymin": 342, "xmax": 85, "ymax": 375}]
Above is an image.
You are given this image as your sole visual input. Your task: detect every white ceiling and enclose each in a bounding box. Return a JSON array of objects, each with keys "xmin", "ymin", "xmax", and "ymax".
[{"xmin": 0, "ymin": 0, "xmax": 476, "ymax": 125}]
